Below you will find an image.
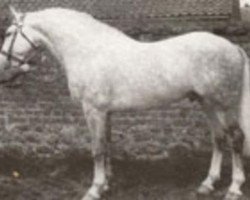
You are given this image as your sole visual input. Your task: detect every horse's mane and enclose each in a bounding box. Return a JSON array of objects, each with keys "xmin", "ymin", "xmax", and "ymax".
[
  {"xmin": 26, "ymin": 7, "xmax": 130, "ymax": 41},
  {"xmin": 29, "ymin": 7, "xmax": 95, "ymax": 24}
]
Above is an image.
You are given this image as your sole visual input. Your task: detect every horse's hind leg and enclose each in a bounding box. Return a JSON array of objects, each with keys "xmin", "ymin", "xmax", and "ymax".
[
  {"xmin": 224, "ymin": 124, "xmax": 245, "ymax": 200},
  {"xmin": 197, "ymin": 107, "xmax": 226, "ymax": 195}
]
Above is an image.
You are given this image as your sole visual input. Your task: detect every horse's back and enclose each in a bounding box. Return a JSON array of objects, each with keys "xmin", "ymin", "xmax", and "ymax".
[{"xmin": 107, "ymin": 32, "xmax": 243, "ymax": 111}]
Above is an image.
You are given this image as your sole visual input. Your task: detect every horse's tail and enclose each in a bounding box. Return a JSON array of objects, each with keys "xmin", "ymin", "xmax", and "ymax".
[{"xmin": 238, "ymin": 46, "xmax": 250, "ymax": 156}]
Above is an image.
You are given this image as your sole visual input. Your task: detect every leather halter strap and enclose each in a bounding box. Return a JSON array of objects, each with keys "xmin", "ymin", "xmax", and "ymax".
[{"xmin": 0, "ymin": 14, "xmax": 38, "ymax": 67}]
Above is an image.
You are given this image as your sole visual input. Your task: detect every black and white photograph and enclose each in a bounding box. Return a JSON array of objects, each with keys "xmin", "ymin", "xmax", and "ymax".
[{"xmin": 0, "ymin": 0, "xmax": 250, "ymax": 199}]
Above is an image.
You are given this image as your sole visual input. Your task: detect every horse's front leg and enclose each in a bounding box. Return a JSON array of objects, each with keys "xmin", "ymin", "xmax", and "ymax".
[
  {"xmin": 198, "ymin": 108, "xmax": 225, "ymax": 195},
  {"xmin": 104, "ymin": 112, "xmax": 112, "ymax": 192},
  {"xmin": 197, "ymin": 140, "xmax": 223, "ymax": 194},
  {"xmin": 82, "ymin": 104, "xmax": 110, "ymax": 200}
]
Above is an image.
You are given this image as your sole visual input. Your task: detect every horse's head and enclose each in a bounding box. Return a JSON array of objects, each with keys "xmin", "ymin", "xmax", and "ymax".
[{"xmin": 0, "ymin": 6, "xmax": 39, "ymax": 82}]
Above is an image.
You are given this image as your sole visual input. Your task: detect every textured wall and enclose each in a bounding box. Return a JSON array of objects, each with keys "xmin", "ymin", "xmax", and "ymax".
[{"xmin": 0, "ymin": 0, "xmax": 235, "ymax": 35}]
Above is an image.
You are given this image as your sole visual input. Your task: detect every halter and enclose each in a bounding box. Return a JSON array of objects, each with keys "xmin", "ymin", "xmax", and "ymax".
[{"xmin": 0, "ymin": 14, "xmax": 38, "ymax": 68}]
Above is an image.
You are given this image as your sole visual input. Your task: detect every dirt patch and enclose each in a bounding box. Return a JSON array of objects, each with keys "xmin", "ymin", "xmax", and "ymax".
[{"xmin": 0, "ymin": 153, "xmax": 250, "ymax": 200}]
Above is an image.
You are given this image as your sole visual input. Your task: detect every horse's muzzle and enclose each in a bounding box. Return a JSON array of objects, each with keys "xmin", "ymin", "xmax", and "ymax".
[{"xmin": 0, "ymin": 54, "xmax": 25, "ymax": 83}]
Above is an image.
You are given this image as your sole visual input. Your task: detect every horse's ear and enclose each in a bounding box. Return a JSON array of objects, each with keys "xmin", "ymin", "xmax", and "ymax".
[{"xmin": 9, "ymin": 5, "xmax": 20, "ymax": 22}]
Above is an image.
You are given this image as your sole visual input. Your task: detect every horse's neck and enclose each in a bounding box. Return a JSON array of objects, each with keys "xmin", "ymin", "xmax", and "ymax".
[
  {"xmin": 32, "ymin": 12, "xmax": 139, "ymax": 90},
  {"xmin": 33, "ymin": 14, "xmax": 135, "ymax": 66},
  {"xmin": 35, "ymin": 22, "xmax": 90, "ymax": 66}
]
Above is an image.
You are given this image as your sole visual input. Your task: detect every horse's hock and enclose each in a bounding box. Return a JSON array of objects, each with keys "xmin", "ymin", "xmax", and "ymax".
[{"xmin": 0, "ymin": 0, "xmax": 247, "ymax": 161}]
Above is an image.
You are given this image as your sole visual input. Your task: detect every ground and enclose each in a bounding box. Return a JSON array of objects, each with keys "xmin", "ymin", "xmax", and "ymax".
[
  {"xmin": 0, "ymin": 157, "xmax": 250, "ymax": 200},
  {"xmin": 0, "ymin": 102, "xmax": 250, "ymax": 200},
  {"xmin": 0, "ymin": 150, "xmax": 250, "ymax": 200}
]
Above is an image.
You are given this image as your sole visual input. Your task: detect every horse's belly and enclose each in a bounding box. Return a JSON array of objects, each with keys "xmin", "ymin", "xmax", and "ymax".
[
  {"xmin": 109, "ymin": 65, "xmax": 193, "ymax": 111},
  {"xmin": 111, "ymin": 83, "xmax": 190, "ymax": 111}
]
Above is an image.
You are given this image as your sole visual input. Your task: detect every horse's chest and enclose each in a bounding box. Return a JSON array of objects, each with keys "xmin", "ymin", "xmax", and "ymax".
[{"xmin": 68, "ymin": 83, "xmax": 83, "ymax": 102}]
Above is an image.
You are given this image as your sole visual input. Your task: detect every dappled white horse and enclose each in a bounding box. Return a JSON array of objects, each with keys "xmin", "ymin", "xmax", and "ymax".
[{"xmin": 0, "ymin": 7, "xmax": 250, "ymax": 200}]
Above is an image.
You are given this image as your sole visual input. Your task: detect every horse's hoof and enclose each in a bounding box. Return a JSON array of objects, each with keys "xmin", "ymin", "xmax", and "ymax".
[
  {"xmin": 82, "ymin": 193, "xmax": 100, "ymax": 200},
  {"xmin": 197, "ymin": 184, "xmax": 213, "ymax": 195},
  {"xmin": 224, "ymin": 192, "xmax": 242, "ymax": 200}
]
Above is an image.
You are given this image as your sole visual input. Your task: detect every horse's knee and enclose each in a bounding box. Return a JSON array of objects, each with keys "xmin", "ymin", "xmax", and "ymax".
[
  {"xmin": 92, "ymin": 136, "xmax": 107, "ymax": 159},
  {"xmin": 227, "ymin": 124, "xmax": 245, "ymax": 154},
  {"xmin": 93, "ymin": 149, "xmax": 105, "ymax": 162}
]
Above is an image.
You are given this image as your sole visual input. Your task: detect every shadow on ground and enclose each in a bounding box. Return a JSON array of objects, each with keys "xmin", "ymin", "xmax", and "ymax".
[{"xmin": 0, "ymin": 152, "xmax": 250, "ymax": 200}]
